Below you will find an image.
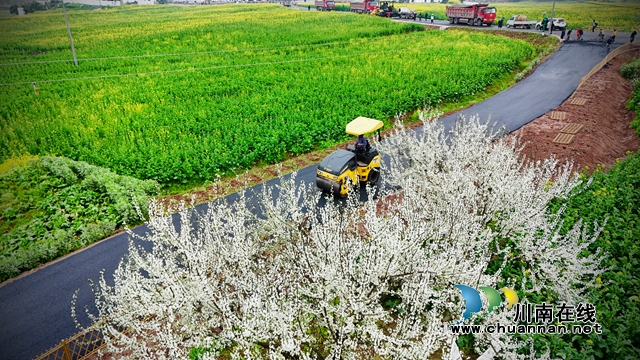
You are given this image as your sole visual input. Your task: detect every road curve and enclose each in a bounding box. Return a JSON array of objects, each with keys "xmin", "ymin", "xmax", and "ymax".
[{"xmin": 0, "ymin": 41, "xmax": 615, "ymax": 360}]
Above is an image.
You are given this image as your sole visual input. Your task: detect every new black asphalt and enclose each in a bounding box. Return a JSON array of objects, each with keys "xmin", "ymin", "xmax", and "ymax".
[{"xmin": 0, "ymin": 40, "xmax": 620, "ymax": 360}]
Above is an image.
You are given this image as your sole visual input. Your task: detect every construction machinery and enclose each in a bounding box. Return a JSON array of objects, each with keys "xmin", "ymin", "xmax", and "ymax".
[
  {"xmin": 376, "ymin": 1, "xmax": 399, "ymax": 18},
  {"xmin": 316, "ymin": 117, "xmax": 383, "ymax": 197}
]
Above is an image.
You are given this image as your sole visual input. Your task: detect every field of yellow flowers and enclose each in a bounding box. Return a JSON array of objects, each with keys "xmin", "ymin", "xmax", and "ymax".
[{"xmin": 1, "ymin": 4, "xmax": 543, "ymax": 184}]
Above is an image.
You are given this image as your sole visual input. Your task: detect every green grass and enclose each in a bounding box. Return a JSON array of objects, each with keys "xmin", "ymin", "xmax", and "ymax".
[
  {"xmin": 1, "ymin": 4, "xmax": 544, "ymax": 186},
  {"xmin": 0, "ymin": 156, "xmax": 158, "ymax": 283}
]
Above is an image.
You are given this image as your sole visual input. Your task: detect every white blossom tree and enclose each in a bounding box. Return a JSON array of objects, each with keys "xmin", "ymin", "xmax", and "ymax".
[{"xmin": 78, "ymin": 115, "xmax": 603, "ymax": 359}]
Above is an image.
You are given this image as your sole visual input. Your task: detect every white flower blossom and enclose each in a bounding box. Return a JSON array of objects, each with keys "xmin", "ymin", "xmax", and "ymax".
[{"xmin": 79, "ymin": 114, "xmax": 603, "ymax": 359}]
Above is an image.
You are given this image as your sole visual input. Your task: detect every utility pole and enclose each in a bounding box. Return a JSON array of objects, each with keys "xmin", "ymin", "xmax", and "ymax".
[
  {"xmin": 549, "ymin": 0, "xmax": 556, "ymax": 35},
  {"xmin": 62, "ymin": 0, "xmax": 78, "ymax": 67}
]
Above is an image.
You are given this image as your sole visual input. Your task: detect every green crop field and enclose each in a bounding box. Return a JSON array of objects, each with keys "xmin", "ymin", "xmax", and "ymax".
[
  {"xmin": 1, "ymin": 4, "xmax": 544, "ymax": 185},
  {"xmin": 403, "ymin": 1, "xmax": 639, "ymax": 31}
]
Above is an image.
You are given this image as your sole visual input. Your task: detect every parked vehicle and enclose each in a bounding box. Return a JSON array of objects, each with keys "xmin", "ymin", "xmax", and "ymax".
[
  {"xmin": 315, "ymin": 0, "xmax": 335, "ymax": 10},
  {"xmin": 350, "ymin": 0, "xmax": 378, "ymax": 14},
  {"xmin": 446, "ymin": 3, "xmax": 496, "ymax": 26},
  {"xmin": 506, "ymin": 14, "xmax": 536, "ymax": 29},
  {"xmin": 536, "ymin": 18, "xmax": 566, "ymax": 31},
  {"xmin": 399, "ymin": 7, "xmax": 416, "ymax": 20}
]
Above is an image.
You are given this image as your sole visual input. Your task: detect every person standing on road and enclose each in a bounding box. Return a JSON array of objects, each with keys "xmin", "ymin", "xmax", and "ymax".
[
  {"xmin": 605, "ymin": 36, "xmax": 613, "ymax": 53},
  {"xmin": 612, "ymin": 29, "xmax": 617, "ymax": 43},
  {"xmin": 577, "ymin": 27, "xmax": 583, "ymax": 41},
  {"xmin": 597, "ymin": 28, "xmax": 604, "ymax": 42},
  {"xmin": 591, "ymin": 20, "xmax": 597, "ymax": 32},
  {"xmin": 430, "ymin": 14, "xmax": 434, "ymax": 23},
  {"xmin": 498, "ymin": 17, "xmax": 504, "ymax": 29},
  {"xmin": 631, "ymin": 30, "xmax": 637, "ymax": 43},
  {"xmin": 566, "ymin": 29, "xmax": 572, "ymax": 41},
  {"xmin": 561, "ymin": 28, "xmax": 566, "ymax": 40}
]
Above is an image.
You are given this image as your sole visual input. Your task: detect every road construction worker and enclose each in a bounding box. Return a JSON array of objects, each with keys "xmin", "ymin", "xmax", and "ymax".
[{"xmin": 356, "ymin": 135, "xmax": 369, "ymax": 152}]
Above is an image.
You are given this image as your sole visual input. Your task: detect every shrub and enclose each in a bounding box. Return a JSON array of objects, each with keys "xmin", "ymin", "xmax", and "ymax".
[
  {"xmin": 620, "ymin": 57, "xmax": 640, "ymax": 82},
  {"xmin": 549, "ymin": 152, "xmax": 640, "ymax": 359},
  {"xmin": 9, "ymin": 1, "xmax": 49, "ymax": 15},
  {"xmin": 0, "ymin": 156, "xmax": 158, "ymax": 282},
  {"xmin": 623, "ymin": 58, "xmax": 640, "ymax": 137}
]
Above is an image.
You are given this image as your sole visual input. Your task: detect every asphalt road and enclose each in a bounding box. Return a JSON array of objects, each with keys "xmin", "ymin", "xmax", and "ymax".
[{"xmin": 0, "ymin": 39, "xmax": 619, "ymax": 360}]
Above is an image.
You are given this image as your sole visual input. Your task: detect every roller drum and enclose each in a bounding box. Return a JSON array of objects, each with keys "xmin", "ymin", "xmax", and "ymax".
[{"xmin": 316, "ymin": 177, "xmax": 341, "ymax": 195}]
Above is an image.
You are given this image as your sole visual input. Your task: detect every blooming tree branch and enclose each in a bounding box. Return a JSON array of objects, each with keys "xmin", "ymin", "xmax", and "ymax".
[{"xmin": 80, "ymin": 115, "xmax": 603, "ymax": 359}]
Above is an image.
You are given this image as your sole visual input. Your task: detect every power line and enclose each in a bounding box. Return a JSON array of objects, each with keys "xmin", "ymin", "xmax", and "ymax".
[{"xmin": 0, "ymin": 45, "xmax": 445, "ymax": 87}]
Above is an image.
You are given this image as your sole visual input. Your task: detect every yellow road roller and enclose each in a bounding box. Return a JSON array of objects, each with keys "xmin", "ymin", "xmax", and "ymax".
[{"xmin": 316, "ymin": 117, "xmax": 383, "ymax": 197}]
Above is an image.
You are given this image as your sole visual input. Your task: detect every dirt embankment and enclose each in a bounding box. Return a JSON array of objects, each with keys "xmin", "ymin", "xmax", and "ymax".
[{"xmin": 513, "ymin": 50, "xmax": 639, "ymax": 172}]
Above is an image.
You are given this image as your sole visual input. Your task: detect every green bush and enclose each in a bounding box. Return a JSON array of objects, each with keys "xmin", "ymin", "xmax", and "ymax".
[
  {"xmin": 9, "ymin": 1, "xmax": 49, "ymax": 15},
  {"xmin": 0, "ymin": 156, "xmax": 158, "ymax": 282},
  {"xmin": 620, "ymin": 57, "xmax": 640, "ymax": 81},
  {"xmin": 627, "ymin": 80, "xmax": 640, "ymax": 136},
  {"xmin": 623, "ymin": 59, "xmax": 640, "ymax": 137},
  {"xmin": 547, "ymin": 154, "xmax": 640, "ymax": 359}
]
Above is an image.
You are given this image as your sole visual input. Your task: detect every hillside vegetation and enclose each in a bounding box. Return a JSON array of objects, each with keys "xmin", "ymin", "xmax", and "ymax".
[{"xmin": 0, "ymin": 156, "xmax": 158, "ymax": 283}]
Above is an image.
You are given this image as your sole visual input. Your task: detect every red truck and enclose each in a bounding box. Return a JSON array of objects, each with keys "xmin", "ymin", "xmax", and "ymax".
[
  {"xmin": 350, "ymin": 0, "xmax": 378, "ymax": 14},
  {"xmin": 446, "ymin": 4, "xmax": 496, "ymax": 26},
  {"xmin": 315, "ymin": 0, "xmax": 335, "ymax": 11}
]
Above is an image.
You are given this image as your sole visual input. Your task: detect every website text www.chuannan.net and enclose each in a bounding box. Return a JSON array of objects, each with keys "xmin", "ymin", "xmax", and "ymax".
[{"xmin": 447, "ymin": 323, "xmax": 603, "ymax": 335}]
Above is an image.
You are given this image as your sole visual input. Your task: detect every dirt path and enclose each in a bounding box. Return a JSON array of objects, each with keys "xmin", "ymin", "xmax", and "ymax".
[{"xmin": 514, "ymin": 50, "xmax": 639, "ymax": 172}]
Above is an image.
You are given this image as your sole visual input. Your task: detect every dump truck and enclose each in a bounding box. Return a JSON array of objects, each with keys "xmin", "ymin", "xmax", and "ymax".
[
  {"xmin": 315, "ymin": 0, "xmax": 335, "ymax": 11},
  {"xmin": 350, "ymin": 0, "xmax": 378, "ymax": 14},
  {"xmin": 446, "ymin": 3, "xmax": 496, "ymax": 26},
  {"xmin": 506, "ymin": 14, "xmax": 536, "ymax": 29}
]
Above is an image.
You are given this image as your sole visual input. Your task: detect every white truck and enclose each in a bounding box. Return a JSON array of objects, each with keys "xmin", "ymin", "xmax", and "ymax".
[
  {"xmin": 506, "ymin": 14, "xmax": 536, "ymax": 29},
  {"xmin": 399, "ymin": 7, "xmax": 416, "ymax": 20}
]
